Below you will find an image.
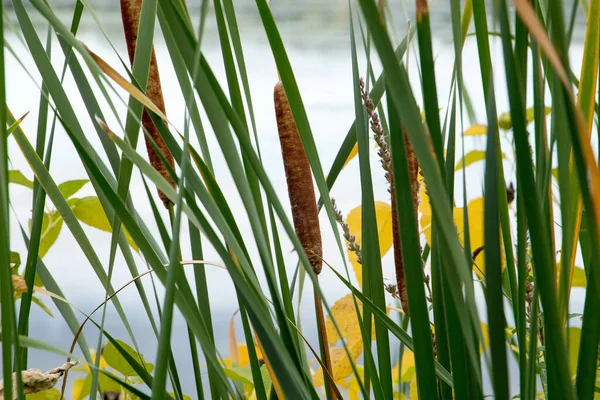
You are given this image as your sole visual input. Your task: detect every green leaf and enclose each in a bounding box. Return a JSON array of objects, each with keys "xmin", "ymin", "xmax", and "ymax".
[
  {"xmin": 455, "ymin": 150, "xmax": 506, "ymax": 170},
  {"xmin": 168, "ymin": 394, "xmax": 192, "ymax": 400},
  {"xmin": 98, "ymin": 372, "xmax": 125, "ymax": 393},
  {"xmin": 10, "ymin": 251, "xmax": 21, "ymax": 272},
  {"xmin": 525, "ymin": 107, "xmax": 551, "ymax": 125},
  {"xmin": 9, "ymin": 170, "xmax": 34, "ymax": 188},
  {"xmin": 69, "ymin": 196, "xmax": 110, "ymax": 231},
  {"xmin": 69, "ymin": 197, "xmax": 138, "ymax": 251},
  {"xmin": 573, "ymin": 267, "xmax": 587, "ymax": 287},
  {"xmin": 568, "ymin": 327, "xmax": 582, "ymax": 376},
  {"xmin": 127, "ymin": 376, "xmax": 144, "ymax": 385},
  {"xmin": 103, "ymin": 340, "xmax": 154, "ymax": 377},
  {"xmin": 57, "ymin": 179, "xmax": 88, "ymax": 199},
  {"xmin": 259, "ymin": 365, "xmax": 272, "ymax": 393},
  {"xmin": 223, "ymin": 366, "xmax": 259, "ymax": 395},
  {"xmin": 31, "ymin": 295, "xmax": 53, "ymax": 317},
  {"xmin": 498, "ymin": 106, "xmax": 551, "ymax": 130},
  {"xmin": 33, "ymin": 211, "xmax": 64, "ymax": 259},
  {"xmin": 25, "ymin": 388, "xmax": 61, "ymax": 400},
  {"xmin": 223, "ymin": 366, "xmax": 254, "ymax": 387}
]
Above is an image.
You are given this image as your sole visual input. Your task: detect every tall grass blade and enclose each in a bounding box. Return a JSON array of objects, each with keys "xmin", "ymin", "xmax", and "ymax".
[
  {"xmin": 0, "ymin": 1, "xmax": 16, "ymax": 398},
  {"xmin": 349, "ymin": 6, "xmax": 392, "ymax": 398}
]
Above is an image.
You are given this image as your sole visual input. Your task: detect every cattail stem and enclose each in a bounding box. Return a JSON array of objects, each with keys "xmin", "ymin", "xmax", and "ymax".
[
  {"xmin": 120, "ymin": 0, "xmax": 175, "ymax": 207},
  {"xmin": 314, "ymin": 285, "xmax": 336, "ymax": 399}
]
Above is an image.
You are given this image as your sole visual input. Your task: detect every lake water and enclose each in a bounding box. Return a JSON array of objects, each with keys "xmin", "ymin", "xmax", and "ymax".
[{"xmin": 3, "ymin": 0, "xmax": 588, "ymax": 398}]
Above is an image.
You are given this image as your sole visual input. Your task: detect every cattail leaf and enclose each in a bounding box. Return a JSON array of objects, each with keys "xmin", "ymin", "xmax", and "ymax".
[
  {"xmin": 31, "ymin": 295, "xmax": 53, "ymax": 318},
  {"xmin": 6, "ymin": 111, "xmax": 29, "ymax": 138},
  {"xmin": 83, "ymin": 46, "xmax": 167, "ymax": 121},
  {"xmin": 345, "ymin": 201, "xmax": 393, "ymax": 287}
]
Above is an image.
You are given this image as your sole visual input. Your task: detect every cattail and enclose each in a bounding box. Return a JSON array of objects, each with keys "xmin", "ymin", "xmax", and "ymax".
[
  {"xmin": 387, "ymin": 129, "xmax": 419, "ymax": 317},
  {"xmin": 120, "ymin": 0, "xmax": 175, "ymax": 207},
  {"xmin": 360, "ymin": 79, "xmax": 420, "ymax": 316},
  {"xmin": 274, "ymin": 81, "xmax": 323, "ymax": 275}
]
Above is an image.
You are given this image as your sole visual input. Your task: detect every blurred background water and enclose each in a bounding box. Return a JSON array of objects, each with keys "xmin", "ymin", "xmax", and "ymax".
[{"xmin": 2, "ymin": 0, "xmax": 588, "ymax": 397}]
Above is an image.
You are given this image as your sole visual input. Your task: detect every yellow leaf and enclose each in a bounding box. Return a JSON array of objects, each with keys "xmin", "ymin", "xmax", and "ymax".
[
  {"xmin": 346, "ymin": 201, "xmax": 394, "ymax": 287},
  {"xmin": 568, "ymin": 327, "xmax": 581, "ymax": 377},
  {"xmin": 480, "ymin": 322, "xmax": 490, "ymax": 352},
  {"xmin": 324, "ymin": 294, "xmax": 377, "ymax": 346},
  {"xmin": 313, "ymin": 337, "xmax": 363, "ymax": 387},
  {"xmin": 410, "ymin": 374, "xmax": 419, "ymax": 400},
  {"xmin": 343, "ymin": 144, "xmax": 359, "ymax": 169},
  {"xmin": 572, "ymin": 266, "xmax": 587, "ymax": 287},
  {"xmin": 400, "ymin": 351, "xmax": 415, "ymax": 382},
  {"xmin": 346, "ymin": 366, "xmax": 364, "ymax": 400},
  {"xmin": 392, "ymin": 350, "xmax": 416, "ymax": 383},
  {"xmin": 420, "ymin": 188, "xmax": 500, "ymax": 278},
  {"xmin": 82, "ymin": 349, "xmax": 108, "ymax": 373},
  {"xmin": 480, "ymin": 322, "xmax": 514, "ymax": 353},
  {"xmin": 463, "ymin": 124, "xmax": 487, "ymax": 136},
  {"xmin": 455, "ymin": 150, "xmax": 506, "ymax": 171},
  {"xmin": 223, "ymin": 344, "xmax": 263, "ymax": 369},
  {"xmin": 71, "ymin": 377, "xmax": 91, "ymax": 400},
  {"xmin": 238, "ymin": 344, "xmax": 251, "ymax": 368},
  {"xmin": 86, "ymin": 50, "xmax": 166, "ymax": 120}
]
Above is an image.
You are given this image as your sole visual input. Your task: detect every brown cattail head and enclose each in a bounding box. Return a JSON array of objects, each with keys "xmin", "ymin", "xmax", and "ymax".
[
  {"xmin": 390, "ymin": 126, "xmax": 420, "ymax": 315},
  {"xmin": 274, "ymin": 81, "xmax": 323, "ymax": 275},
  {"xmin": 360, "ymin": 78, "xmax": 420, "ymax": 315},
  {"xmin": 120, "ymin": 0, "xmax": 175, "ymax": 207}
]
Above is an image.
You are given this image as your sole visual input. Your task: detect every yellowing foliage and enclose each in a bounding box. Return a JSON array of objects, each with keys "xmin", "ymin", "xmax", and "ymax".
[
  {"xmin": 346, "ymin": 201, "xmax": 394, "ymax": 287},
  {"xmin": 343, "ymin": 144, "xmax": 359, "ymax": 168},
  {"xmin": 572, "ymin": 266, "xmax": 587, "ymax": 287},
  {"xmin": 391, "ymin": 350, "xmax": 416, "ymax": 383},
  {"xmin": 419, "ymin": 178, "xmax": 503, "ymax": 278},
  {"xmin": 463, "ymin": 124, "xmax": 487, "ymax": 136},
  {"xmin": 313, "ymin": 337, "xmax": 363, "ymax": 387},
  {"xmin": 410, "ymin": 374, "xmax": 419, "ymax": 399},
  {"xmin": 325, "ymin": 294, "xmax": 363, "ymax": 345}
]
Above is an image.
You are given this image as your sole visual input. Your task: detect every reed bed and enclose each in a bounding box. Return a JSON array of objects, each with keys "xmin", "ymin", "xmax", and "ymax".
[{"xmin": 1, "ymin": 0, "xmax": 599, "ymax": 399}]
